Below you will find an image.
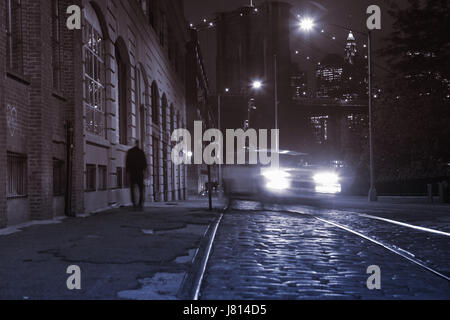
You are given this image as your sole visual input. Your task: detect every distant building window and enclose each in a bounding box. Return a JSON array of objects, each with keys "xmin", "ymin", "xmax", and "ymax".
[
  {"xmin": 6, "ymin": 0, "xmax": 23, "ymax": 73},
  {"xmin": 311, "ymin": 116, "xmax": 329, "ymax": 144},
  {"xmin": 51, "ymin": 0, "xmax": 61, "ymax": 90},
  {"xmin": 117, "ymin": 167, "xmax": 123, "ymax": 189},
  {"xmin": 86, "ymin": 164, "xmax": 97, "ymax": 192},
  {"xmin": 98, "ymin": 165, "xmax": 107, "ymax": 190},
  {"xmin": 83, "ymin": 5, "xmax": 105, "ymax": 136},
  {"xmin": 53, "ymin": 159, "xmax": 65, "ymax": 196},
  {"xmin": 7, "ymin": 152, "xmax": 27, "ymax": 198}
]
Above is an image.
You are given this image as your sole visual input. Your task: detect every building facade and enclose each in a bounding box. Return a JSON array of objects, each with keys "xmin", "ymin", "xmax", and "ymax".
[
  {"xmin": 185, "ymin": 29, "xmax": 215, "ymax": 196},
  {"xmin": 1, "ymin": 0, "xmax": 192, "ymax": 228}
]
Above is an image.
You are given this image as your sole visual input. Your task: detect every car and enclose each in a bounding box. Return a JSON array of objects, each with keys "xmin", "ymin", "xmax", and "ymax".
[{"xmin": 223, "ymin": 150, "xmax": 344, "ymax": 204}]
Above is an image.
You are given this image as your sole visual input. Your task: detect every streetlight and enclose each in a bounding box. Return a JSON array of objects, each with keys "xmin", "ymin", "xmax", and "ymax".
[
  {"xmin": 299, "ymin": 17, "xmax": 315, "ymax": 31},
  {"xmin": 298, "ymin": 17, "xmax": 377, "ymax": 202},
  {"xmin": 249, "ymin": 80, "xmax": 263, "ymax": 129},
  {"xmin": 252, "ymin": 80, "xmax": 262, "ymax": 90}
]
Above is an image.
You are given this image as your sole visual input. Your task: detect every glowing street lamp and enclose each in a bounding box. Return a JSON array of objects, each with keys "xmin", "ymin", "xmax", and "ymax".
[
  {"xmin": 252, "ymin": 80, "xmax": 262, "ymax": 90},
  {"xmin": 299, "ymin": 17, "xmax": 315, "ymax": 32}
]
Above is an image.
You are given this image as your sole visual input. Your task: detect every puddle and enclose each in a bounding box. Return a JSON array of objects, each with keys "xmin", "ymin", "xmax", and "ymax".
[
  {"xmin": 175, "ymin": 249, "xmax": 198, "ymax": 264},
  {"xmin": 117, "ymin": 273, "xmax": 186, "ymax": 300}
]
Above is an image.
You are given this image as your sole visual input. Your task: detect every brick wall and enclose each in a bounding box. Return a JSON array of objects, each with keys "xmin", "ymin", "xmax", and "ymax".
[
  {"xmin": 1, "ymin": 0, "xmax": 192, "ymax": 227},
  {"xmin": 26, "ymin": 0, "xmax": 54, "ymax": 220}
]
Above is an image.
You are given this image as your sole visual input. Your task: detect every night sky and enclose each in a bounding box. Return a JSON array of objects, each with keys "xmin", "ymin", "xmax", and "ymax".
[{"xmin": 184, "ymin": 0, "xmax": 408, "ymax": 92}]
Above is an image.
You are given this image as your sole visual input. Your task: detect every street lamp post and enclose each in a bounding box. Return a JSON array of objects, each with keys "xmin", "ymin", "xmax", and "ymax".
[
  {"xmin": 217, "ymin": 93, "xmax": 222, "ymax": 193},
  {"xmin": 367, "ymin": 30, "xmax": 377, "ymax": 202},
  {"xmin": 274, "ymin": 54, "xmax": 278, "ymax": 132},
  {"xmin": 274, "ymin": 54, "xmax": 280, "ymax": 159}
]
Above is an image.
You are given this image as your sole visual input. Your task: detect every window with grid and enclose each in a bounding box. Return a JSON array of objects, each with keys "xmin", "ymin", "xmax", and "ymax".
[
  {"xmin": 6, "ymin": 0, "xmax": 23, "ymax": 73},
  {"xmin": 98, "ymin": 165, "xmax": 107, "ymax": 190},
  {"xmin": 51, "ymin": 0, "xmax": 61, "ymax": 90},
  {"xmin": 83, "ymin": 19, "xmax": 105, "ymax": 136},
  {"xmin": 7, "ymin": 152, "xmax": 27, "ymax": 198},
  {"xmin": 53, "ymin": 159, "xmax": 65, "ymax": 196},
  {"xmin": 86, "ymin": 164, "xmax": 97, "ymax": 192}
]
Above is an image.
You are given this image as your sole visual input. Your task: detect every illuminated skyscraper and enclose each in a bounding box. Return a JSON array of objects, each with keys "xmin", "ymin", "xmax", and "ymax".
[
  {"xmin": 345, "ymin": 31, "xmax": 357, "ymax": 65},
  {"xmin": 316, "ymin": 54, "xmax": 344, "ymax": 98}
]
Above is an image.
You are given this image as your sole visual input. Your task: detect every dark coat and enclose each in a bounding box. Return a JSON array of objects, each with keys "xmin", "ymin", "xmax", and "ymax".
[{"xmin": 126, "ymin": 147, "xmax": 147, "ymax": 176}]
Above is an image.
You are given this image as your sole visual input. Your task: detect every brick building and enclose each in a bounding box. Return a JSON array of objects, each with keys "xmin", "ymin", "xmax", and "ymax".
[{"xmin": 0, "ymin": 0, "xmax": 199, "ymax": 227}]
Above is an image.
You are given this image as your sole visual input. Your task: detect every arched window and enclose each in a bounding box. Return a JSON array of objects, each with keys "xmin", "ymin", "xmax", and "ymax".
[
  {"xmin": 151, "ymin": 82, "xmax": 159, "ymax": 125},
  {"xmin": 161, "ymin": 94, "xmax": 168, "ymax": 132},
  {"xmin": 169, "ymin": 104, "xmax": 175, "ymax": 134},
  {"xmin": 115, "ymin": 38, "xmax": 131, "ymax": 145},
  {"xmin": 83, "ymin": 3, "xmax": 105, "ymax": 136}
]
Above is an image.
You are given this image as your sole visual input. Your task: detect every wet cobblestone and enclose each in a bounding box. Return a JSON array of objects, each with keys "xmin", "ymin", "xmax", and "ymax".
[
  {"xmin": 200, "ymin": 209, "xmax": 450, "ymax": 300},
  {"xmin": 286, "ymin": 205, "xmax": 450, "ymax": 277}
]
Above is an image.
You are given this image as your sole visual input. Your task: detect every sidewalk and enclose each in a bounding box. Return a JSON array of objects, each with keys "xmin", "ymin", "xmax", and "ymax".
[{"xmin": 0, "ymin": 199, "xmax": 223, "ymax": 300}]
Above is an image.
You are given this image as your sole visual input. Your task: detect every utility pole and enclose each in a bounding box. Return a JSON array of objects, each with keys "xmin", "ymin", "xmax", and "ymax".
[
  {"xmin": 274, "ymin": 54, "xmax": 279, "ymax": 154},
  {"xmin": 207, "ymin": 164, "xmax": 212, "ymax": 210},
  {"xmin": 367, "ymin": 30, "xmax": 377, "ymax": 202},
  {"xmin": 217, "ymin": 94, "xmax": 223, "ymax": 193}
]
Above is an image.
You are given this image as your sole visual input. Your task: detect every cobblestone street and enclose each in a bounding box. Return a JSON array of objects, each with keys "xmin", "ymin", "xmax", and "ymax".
[{"xmin": 200, "ymin": 203, "xmax": 450, "ymax": 300}]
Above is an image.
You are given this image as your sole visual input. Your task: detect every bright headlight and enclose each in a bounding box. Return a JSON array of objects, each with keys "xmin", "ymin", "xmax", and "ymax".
[
  {"xmin": 313, "ymin": 172, "xmax": 341, "ymax": 194},
  {"xmin": 262, "ymin": 168, "xmax": 290, "ymax": 179},
  {"xmin": 262, "ymin": 168, "xmax": 291, "ymax": 191},
  {"xmin": 313, "ymin": 172, "xmax": 339, "ymax": 184}
]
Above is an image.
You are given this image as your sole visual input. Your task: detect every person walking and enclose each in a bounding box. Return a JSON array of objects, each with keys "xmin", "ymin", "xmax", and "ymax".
[{"xmin": 126, "ymin": 140, "xmax": 147, "ymax": 210}]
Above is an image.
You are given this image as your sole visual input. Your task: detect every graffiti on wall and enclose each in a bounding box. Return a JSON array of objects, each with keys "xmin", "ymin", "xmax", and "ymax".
[{"xmin": 6, "ymin": 105, "xmax": 18, "ymax": 137}]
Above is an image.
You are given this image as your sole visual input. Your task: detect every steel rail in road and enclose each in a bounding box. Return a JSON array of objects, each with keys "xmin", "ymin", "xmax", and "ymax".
[
  {"xmin": 287, "ymin": 209, "xmax": 450, "ymax": 282},
  {"xmin": 192, "ymin": 214, "xmax": 224, "ymax": 300},
  {"xmin": 355, "ymin": 213, "xmax": 450, "ymax": 237}
]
